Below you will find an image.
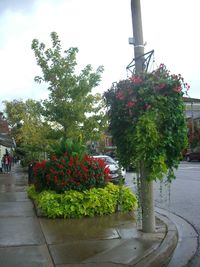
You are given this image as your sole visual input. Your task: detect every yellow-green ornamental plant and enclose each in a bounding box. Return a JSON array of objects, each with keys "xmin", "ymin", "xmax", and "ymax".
[
  {"xmin": 27, "ymin": 183, "xmax": 138, "ymax": 219},
  {"xmin": 104, "ymin": 64, "xmax": 189, "ymax": 182}
]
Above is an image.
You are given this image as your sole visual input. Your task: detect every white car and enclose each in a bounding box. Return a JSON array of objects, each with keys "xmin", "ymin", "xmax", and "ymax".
[{"xmin": 92, "ymin": 155, "xmax": 126, "ymax": 183}]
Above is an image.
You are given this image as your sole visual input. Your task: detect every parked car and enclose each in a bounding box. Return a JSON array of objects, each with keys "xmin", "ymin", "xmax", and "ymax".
[
  {"xmin": 185, "ymin": 147, "xmax": 200, "ymax": 162},
  {"xmin": 92, "ymin": 155, "xmax": 126, "ymax": 183}
]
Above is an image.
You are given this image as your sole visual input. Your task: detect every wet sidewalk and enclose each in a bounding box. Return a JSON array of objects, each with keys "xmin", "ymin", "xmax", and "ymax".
[{"xmin": 0, "ymin": 164, "xmax": 177, "ymax": 267}]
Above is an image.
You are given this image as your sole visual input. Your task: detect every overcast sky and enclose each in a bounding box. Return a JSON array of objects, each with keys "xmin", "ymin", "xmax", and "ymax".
[{"xmin": 0, "ymin": 0, "xmax": 200, "ymax": 111}]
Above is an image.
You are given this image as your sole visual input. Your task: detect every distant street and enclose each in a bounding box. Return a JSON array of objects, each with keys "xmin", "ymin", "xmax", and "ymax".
[{"xmin": 125, "ymin": 161, "xmax": 200, "ymax": 266}]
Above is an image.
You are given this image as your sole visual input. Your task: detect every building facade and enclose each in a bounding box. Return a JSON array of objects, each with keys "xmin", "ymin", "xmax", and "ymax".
[{"xmin": 0, "ymin": 112, "xmax": 15, "ymax": 159}]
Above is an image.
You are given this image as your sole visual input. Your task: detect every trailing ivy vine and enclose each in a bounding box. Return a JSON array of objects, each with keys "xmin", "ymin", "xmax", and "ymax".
[{"xmin": 104, "ymin": 64, "xmax": 189, "ymax": 181}]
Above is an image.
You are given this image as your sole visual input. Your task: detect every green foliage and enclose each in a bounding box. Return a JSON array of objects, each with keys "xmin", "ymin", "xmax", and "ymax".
[
  {"xmin": 119, "ymin": 186, "xmax": 138, "ymax": 211},
  {"xmin": 104, "ymin": 64, "xmax": 188, "ymax": 181},
  {"xmin": 48, "ymin": 138, "xmax": 87, "ymax": 160},
  {"xmin": 31, "ymin": 32, "xmax": 107, "ymax": 142},
  {"xmin": 134, "ymin": 112, "xmax": 168, "ymax": 180},
  {"xmin": 3, "ymin": 99, "xmax": 54, "ymax": 164},
  {"xmin": 27, "ymin": 183, "xmax": 138, "ymax": 219},
  {"xmin": 27, "ymin": 184, "xmax": 38, "ymax": 201}
]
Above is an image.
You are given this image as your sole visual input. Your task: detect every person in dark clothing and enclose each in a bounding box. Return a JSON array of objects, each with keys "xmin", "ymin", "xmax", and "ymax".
[
  {"xmin": 3, "ymin": 154, "xmax": 9, "ymax": 173},
  {"xmin": 3, "ymin": 153, "xmax": 12, "ymax": 173}
]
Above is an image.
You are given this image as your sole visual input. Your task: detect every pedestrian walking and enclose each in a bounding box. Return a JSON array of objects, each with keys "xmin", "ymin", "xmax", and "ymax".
[{"xmin": 3, "ymin": 154, "xmax": 9, "ymax": 173}]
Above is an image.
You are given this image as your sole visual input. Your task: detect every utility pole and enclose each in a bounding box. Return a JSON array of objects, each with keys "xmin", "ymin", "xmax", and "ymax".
[
  {"xmin": 131, "ymin": 0, "xmax": 144, "ymax": 73},
  {"xmin": 131, "ymin": 0, "xmax": 155, "ymax": 233}
]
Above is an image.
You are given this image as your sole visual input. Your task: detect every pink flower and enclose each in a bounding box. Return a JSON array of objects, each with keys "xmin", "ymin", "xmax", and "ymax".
[
  {"xmin": 127, "ymin": 101, "xmax": 136, "ymax": 108},
  {"xmin": 159, "ymin": 63, "xmax": 165, "ymax": 68},
  {"xmin": 159, "ymin": 83, "xmax": 166, "ymax": 90},
  {"xmin": 173, "ymin": 86, "xmax": 182, "ymax": 92},
  {"xmin": 185, "ymin": 83, "xmax": 190, "ymax": 91},
  {"xmin": 130, "ymin": 76, "xmax": 143, "ymax": 84},
  {"xmin": 116, "ymin": 91, "xmax": 124, "ymax": 100},
  {"xmin": 128, "ymin": 88, "xmax": 132, "ymax": 95}
]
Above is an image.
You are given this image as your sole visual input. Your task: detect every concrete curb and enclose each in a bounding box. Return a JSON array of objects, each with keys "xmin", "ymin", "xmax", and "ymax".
[
  {"xmin": 131, "ymin": 212, "xmax": 178, "ymax": 267},
  {"xmin": 156, "ymin": 207, "xmax": 199, "ymax": 267}
]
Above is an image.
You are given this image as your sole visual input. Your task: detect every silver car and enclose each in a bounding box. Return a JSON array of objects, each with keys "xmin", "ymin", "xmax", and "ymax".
[{"xmin": 92, "ymin": 155, "xmax": 126, "ymax": 183}]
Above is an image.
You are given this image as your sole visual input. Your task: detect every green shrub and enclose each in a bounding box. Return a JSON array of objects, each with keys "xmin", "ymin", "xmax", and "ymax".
[
  {"xmin": 27, "ymin": 184, "xmax": 38, "ymax": 201},
  {"xmin": 48, "ymin": 138, "xmax": 87, "ymax": 160},
  {"xmin": 27, "ymin": 183, "xmax": 138, "ymax": 219}
]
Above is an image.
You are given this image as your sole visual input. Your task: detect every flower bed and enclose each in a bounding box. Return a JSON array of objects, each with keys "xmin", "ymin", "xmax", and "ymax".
[
  {"xmin": 32, "ymin": 153, "xmax": 111, "ymax": 193},
  {"xmin": 28, "ymin": 139, "xmax": 137, "ymax": 219}
]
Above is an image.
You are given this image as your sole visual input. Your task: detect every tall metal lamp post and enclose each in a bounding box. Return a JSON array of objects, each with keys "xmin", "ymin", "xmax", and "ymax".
[{"xmin": 131, "ymin": 0, "xmax": 155, "ymax": 233}]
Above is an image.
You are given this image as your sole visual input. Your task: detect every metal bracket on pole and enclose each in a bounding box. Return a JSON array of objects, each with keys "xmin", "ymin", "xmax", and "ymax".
[{"xmin": 126, "ymin": 49, "xmax": 154, "ymax": 75}]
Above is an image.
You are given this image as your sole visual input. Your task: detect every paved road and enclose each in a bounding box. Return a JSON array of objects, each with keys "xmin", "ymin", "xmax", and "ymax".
[{"xmin": 125, "ymin": 161, "xmax": 200, "ymax": 266}]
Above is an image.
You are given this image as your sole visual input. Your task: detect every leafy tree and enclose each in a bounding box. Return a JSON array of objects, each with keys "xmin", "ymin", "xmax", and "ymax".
[
  {"xmin": 31, "ymin": 32, "xmax": 106, "ymax": 142},
  {"xmin": 4, "ymin": 99, "xmax": 54, "ymax": 164}
]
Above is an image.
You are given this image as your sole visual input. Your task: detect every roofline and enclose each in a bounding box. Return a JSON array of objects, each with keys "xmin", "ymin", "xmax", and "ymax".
[{"xmin": 183, "ymin": 97, "xmax": 200, "ymax": 103}]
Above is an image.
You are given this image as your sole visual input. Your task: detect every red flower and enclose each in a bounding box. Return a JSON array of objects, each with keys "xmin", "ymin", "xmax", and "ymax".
[
  {"xmin": 104, "ymin": 166, "xmax": 110, "ymax": 174},
  {"xmin": 50, "ymin": 168, "xmax": 56, "ymax": 174},
  {"xmin": 127, "ymin": 101, "xmax": 136, "ymax": 108},
  {"xmin": 51, "ymin": 155, "xmax": 57, "ymax": 161},
  {"xmin": 70, "ymin": 156, "xmax": 74, "ymax": 163},
  {"xmin": 81, "ymin": 165, "xmax": 88, "ymax": 172},
  {"xmin": 54, "ymin": 176, "xmax": 58, "ymax": 183}
]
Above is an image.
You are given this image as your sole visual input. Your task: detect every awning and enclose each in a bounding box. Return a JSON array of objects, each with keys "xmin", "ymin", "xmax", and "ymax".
[{"xmin": 0, "ymin": 133, "xmax": 15, "ymax": 148}]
